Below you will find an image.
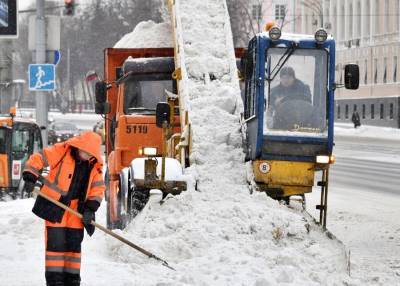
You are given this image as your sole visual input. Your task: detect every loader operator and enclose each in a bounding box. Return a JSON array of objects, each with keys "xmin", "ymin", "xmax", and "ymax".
[
  {"xmin": 270, "ymin": 66, "xmax": 312, "ymax": 108},
  {"xmin": 269, "ymin": 66, "xmax": 313, "ymax": 130},
  {"xmin": 22, "ymin": 131, "xmax": 105, "ymax": 286}
]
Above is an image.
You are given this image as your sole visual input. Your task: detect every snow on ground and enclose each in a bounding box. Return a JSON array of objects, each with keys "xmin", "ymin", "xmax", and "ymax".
[
  {"xmin": 334, "ymin": 123, "xmax": 400, "ymax": 164},
  {"xmin": 335, "ymin": 122, "xmax": 400, "ymax": 140},
  {"xmin": 307, "ymin": 186, "xmax": 400, "ymax": 285},
  {"xmin": 3, "ymin": 3, "xmax": 396, "ymax": 285},
  {"xmin": 306, "ymin": 124, "xmax": 400, "ymax": 284},
  {"xmin": 100, "ymin": 0, "xmax": 358, "ymax": 285}
]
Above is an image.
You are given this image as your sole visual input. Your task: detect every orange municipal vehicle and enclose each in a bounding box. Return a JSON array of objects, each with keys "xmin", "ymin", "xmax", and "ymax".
[
  {"xmin": 0, "ymin": 108, "xmax": 43, "ymax": 199},
  {"xmin": 95, "ymin": 48, "xmax": 188, "ymax": 229}
]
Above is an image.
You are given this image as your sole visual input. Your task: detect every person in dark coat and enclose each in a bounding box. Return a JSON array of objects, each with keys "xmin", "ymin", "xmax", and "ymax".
[
  {"xmin": 270, "ymin": 66, "xmax": 312, "ymax": 109},
  {"xmin": 268, "ymin": 66, "xmax": 313, "ymax": 129},
  {"xmin": 351, "ymin": 110, "xmax": 361, "ymax": 128}
]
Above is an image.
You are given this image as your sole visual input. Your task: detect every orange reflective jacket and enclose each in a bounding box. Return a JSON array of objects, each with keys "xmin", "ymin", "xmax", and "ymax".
[{"xmin": 24, "ymin": 131, "xmax": 105, "ymax": 228}]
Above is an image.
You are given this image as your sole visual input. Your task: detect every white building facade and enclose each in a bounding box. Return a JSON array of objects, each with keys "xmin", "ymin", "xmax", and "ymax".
[
  {"xmin": 249, "ymin": 0, "xmax": 322, "ymax": 35},
  {"xmin": 324, "ymin": 0, "xmax": 400, "ymax": 127}
]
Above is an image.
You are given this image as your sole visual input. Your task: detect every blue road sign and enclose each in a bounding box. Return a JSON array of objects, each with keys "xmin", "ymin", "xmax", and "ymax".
[
  {"xmin": 53, "ymin": 50, "xmax": 61, "ymax": 65},
  {"xmin": 29, "ymin": 64, "xmax": 56, "ymax": 91}
]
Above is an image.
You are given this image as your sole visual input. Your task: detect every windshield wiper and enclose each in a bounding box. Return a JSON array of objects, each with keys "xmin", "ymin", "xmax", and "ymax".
[{"xmin": 266, "ymin": 43, "xmax": 297, "ymax": 82}]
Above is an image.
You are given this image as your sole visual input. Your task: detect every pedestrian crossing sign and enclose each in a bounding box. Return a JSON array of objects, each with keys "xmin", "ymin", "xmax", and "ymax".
[{"xmin": 29, "ymin": 64, "xmax": 56, "ymax": 91}]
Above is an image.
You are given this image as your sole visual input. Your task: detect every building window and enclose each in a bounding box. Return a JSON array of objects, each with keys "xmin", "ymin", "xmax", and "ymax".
[
  {"xmin": 362, "ymin": 104, "xmax": 366, "ymax": 119},
  {"xmin": 356, "ymin": 1, "xmax": 361, "ymax": 38},
  {"xmin": 390, "ymin": 103, "xmax": 394, "ymax": 119},
  {"xmin": 275, "ymin": 4, "xmax": 286, "ymax": 21},
  {"xmin": 353, "ymin": 104, "xmax": 357, "ymax": 112},
  {"xmin": 380, "ymin": 103, "xmax": 384, "ymax": 119},
  {"xmin": 384, "ymin": 0, "xmax": 389, "ymax": 32},
  {"xmin": 374, "ymin": 0, "xmax": 380, "ymax": 35},
  {"xmin": 371, "ymin": 104, "xmax": 375, "ymax": 119},
  {"xmin": 383, "ymin": 57, "xmax": 387, "ymax": 83},
  {"xmin": 337, "ymin": 105, "xmax": 341, "ymax": 119},
  {"xmin": 252, "ymin": 4, "xmax": 262, "ymax": 20},
  {"xmin": 374, "ymin": 58, "xmax": 378, "ymax": 84},
  {"xmin": 345, "ymin": 104, "xmax": 349, "ymax": 119},
  {"xmin": 396, "ymin": 1, "xmax": 400, "ymax": 33},
  {"xmin": 366, "ymin": 0, "xmax": 370, "ymax": 37},
  {"xmin": 349, "ymin": 4, "xmax": 353, "ymax": 39},
  {"xmin": 341, "ymin": 5, "xmax": 345, "ymax": 38},
  {"xmin": 393, "ymin": 56, "xmax": 397, "ymax": 82},
  {"xmin": 364, "ymin": 59, "xmax": 368, "ymax": 84}
]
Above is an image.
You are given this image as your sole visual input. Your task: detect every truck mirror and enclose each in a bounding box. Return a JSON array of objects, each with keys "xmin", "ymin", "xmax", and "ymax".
[
  {"xmin": 95, "ymin": 81, "xmax": 107, "ymax": 103},
  {"xmin": 344, "ymin": 64, "xmax": 359, "ymax": 90},
  {"xmin": 156, "ymin": 102, "xmax": 171, "ymax": 128},
  {"xmin": 95, "ymin": 102, "xmax": 111, "ymax": 115}
]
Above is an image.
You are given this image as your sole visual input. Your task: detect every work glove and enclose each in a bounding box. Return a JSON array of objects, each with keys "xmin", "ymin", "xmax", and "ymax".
[
  {"xmin": 82, "ymin": 209, "xmax": 95, "ymax": 236},
  {"xmin": 22, "ymin": 172, "xmax": 37, "ymax": 195},
  {"xmin": 23, "ymin": 181, "xmax": 36, "ymax": 195}
]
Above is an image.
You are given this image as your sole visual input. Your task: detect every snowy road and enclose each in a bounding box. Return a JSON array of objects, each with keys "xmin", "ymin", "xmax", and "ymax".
[
  {"xmin": 307, "ymin": 125, "xmax": 400, "ymax": 284},
  {"xmin": 333, "ymin": 135, "xmax": 400, "ymax": 195}
]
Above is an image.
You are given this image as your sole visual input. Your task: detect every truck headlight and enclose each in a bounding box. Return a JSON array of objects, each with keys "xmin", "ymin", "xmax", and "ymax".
[
  {"xmin": 143, "ymin": 147, "xmax": 157, "ymax": 156},
  {"xmin": 316, "ymin": 155, "xmax": 329, "ymax": 164},
  {"xmin": 269, "ymin": 27, "xmax": 281, "ymax": 41},
  {"xmin": 315, "ymin": 28, "xmax": 328, "ymax": 44}
]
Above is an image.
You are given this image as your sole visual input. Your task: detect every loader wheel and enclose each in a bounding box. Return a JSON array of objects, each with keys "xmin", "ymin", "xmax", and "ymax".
[{"xmin": 128, "ymin": 188, "xmax": 150, "ymax": 219}]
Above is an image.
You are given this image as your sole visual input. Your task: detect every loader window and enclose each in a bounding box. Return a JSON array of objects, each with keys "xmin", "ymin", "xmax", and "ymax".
[
  {"xmin": 12, "ymin": 128, "xmax": 31, "ymax": 161},
  {"xmin": 0, "ymin": 129, "xmax": 7, "ymax": 154},
  {"xmin": 124, "ymin": 80, "xmax": 173, "ymax": 114},
  {"xmin": 244, "ymin": 41, "xmax": 257, "ymax": 119},
  {"xmin": 264, "ymin": 48, "xmax": 328, "ymax": 136}
]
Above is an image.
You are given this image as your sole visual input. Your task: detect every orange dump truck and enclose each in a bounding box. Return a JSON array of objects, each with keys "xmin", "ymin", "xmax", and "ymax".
[{"xmin": 95, "ymin": 48, "xmax": 188, "ymax": 229}]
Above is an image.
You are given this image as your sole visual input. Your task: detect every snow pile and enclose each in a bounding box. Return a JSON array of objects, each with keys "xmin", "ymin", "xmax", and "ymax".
[
  {"xmin": 114, "ymin": 20, "xmax": 173, "ymax": 48},
  {"xmin": 335, "ymin": 122, "xmax": 400, "ymax": 140},
  {"xmin": 102, "ymin": 0, "xmax": 357, "ymax": 284}
]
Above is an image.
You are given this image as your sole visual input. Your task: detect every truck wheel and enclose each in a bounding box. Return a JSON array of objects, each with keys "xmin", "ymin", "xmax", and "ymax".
[
  {"xmin": 106, "ymin": 178, "xmax": 124, "ymax": 230},
  {"xmin": 128, "ymin": 188, "xmax": 150, "ymax": 219}
]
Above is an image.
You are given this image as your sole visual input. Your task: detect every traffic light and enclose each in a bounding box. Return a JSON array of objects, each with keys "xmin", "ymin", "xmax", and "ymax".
[{"xmin": 64, "ymin": 0, "xmax": 75, "ymax": 16}]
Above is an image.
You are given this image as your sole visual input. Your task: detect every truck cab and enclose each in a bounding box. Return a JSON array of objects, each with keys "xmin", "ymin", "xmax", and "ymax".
[{"xmin": 96, "ymin": 48, "xmax": 188, "ymax": 229}]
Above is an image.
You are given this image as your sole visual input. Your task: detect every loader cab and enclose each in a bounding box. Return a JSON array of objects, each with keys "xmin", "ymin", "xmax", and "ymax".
[
  {"xmin": 243, "ymin": 29, "xmax": 358, "ymax": 224},
  {"xmin": 0, "ymin": 116, "xmax": 43, "ymax": 198}
]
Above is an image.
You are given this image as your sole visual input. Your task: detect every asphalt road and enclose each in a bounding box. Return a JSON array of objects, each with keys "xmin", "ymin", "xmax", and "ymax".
[{"xmin": 331, "ymin": 135, "xmax": 400, "ymax": 196}]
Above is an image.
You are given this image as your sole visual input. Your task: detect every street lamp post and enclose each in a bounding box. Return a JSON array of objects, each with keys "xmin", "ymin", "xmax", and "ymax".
[{"xmin": 35, "ymin": 0, "xmax": 48, "ymax": 146}]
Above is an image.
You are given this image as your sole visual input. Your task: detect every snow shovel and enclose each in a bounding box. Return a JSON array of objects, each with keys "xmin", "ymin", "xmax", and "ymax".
[{"xmin": 32, "ymin": 187, "xmax": 176, "ymax": 271}]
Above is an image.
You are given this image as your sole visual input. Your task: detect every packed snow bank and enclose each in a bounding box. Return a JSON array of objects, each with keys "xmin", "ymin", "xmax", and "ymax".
[
  {"xmin": 335, "ymin": 123, "xmax": 400, "ymax": 140},
  {"xmin": 114, "ymin": 20, "xmax": 173, "ymax": 48}
]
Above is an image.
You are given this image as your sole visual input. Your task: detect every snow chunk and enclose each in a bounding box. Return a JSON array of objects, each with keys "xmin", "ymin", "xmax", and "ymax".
[{"xmin": 114, "ymin": 20, "xmax": 173, "ymax": 48}]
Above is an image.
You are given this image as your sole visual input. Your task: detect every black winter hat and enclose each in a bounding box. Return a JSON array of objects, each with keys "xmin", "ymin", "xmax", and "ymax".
[{"xmin": 280, "ymin": 66, "xmax": 295, "ymax": 78}]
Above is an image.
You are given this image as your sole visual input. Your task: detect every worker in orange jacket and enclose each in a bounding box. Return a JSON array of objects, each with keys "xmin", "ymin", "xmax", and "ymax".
[{"xmin": 22, "ymin": 131, "xmax": 106, "ymax": 286}]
